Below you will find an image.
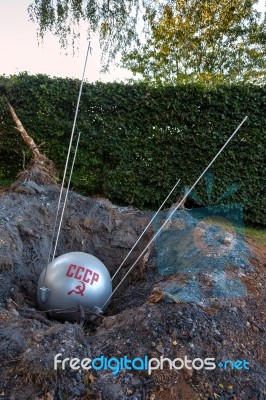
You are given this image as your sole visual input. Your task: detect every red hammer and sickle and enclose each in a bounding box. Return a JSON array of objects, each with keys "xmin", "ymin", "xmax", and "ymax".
[{"xmin": 67, "ymin": 281, "xmax": 86, "ymax": 296}]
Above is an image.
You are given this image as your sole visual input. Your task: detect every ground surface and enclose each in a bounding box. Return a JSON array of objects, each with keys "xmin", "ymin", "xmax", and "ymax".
[{"xmin": 0, "ymin": 180, "xmax": 265, "ymax": 400}]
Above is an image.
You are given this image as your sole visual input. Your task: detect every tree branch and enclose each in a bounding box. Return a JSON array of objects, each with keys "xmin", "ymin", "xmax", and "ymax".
[{"xmin": 7, "ymin": 100, "xmax": 42, "ymax": 159}]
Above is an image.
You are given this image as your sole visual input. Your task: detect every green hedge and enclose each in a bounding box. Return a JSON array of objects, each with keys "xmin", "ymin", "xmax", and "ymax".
[{"xmin": 0, "ymin": 73, "xmax": 265, "ymax": 225}]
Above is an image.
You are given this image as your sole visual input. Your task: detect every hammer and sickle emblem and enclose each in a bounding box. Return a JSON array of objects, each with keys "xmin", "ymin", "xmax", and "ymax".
[{"xmin": 67, "ymin": 281, "xmax": 86, "ymax": 296}]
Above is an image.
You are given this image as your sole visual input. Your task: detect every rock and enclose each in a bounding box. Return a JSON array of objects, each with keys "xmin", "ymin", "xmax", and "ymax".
[
  {"xmin": 182, "ymin": 367, "xmax": 193, "ymax": 382},
  {"xmin": 131, "ymin": 376, "xmax": 141, "ymax": 387},
  {"xmin": 97, "ymin": 380, "xmax": 124, "ymax": 400},
  {"xmin": 71, "ymin": 383, "xmax": 86, "ymax": 396},
  {"xmin": 252, "ymin": 325, "xmax": 260, "ymax": 333},
  {"xmin": 75, "ymin": 372, "xmax": 82, "ymax": 382},
  {"xmin": 26, "ymin": 180, "xmax": 44, "ymax": 194}
]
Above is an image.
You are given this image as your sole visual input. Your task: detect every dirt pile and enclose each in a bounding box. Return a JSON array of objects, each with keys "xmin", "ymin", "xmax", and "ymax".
[
  {"xmin": 0, "ymin": 181, "xmax": 151, "ymax": 305},
  {"xmin": 0, "ymin": 181, "xmax": 265, "ymax": 400}
]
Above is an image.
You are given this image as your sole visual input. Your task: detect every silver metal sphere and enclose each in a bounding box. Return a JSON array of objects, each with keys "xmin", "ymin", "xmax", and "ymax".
[{"xmin": 37, "ymin": 252, "xmax": 112, "ymax": 322}]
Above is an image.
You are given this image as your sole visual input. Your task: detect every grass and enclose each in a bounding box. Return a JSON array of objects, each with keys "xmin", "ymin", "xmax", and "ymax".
[
  {"xmin": 243, "ymin": 226, "xmax": 266, "ymax": 245},
  {"xmin": 202, "ymin": 216, "xmax": 266, "ymax": 246}
]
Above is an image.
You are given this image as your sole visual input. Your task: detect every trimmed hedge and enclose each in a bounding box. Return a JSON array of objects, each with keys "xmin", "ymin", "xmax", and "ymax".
[{"xmin": 0, "ymin": 73, "xmax": 265, "ymax": 225}]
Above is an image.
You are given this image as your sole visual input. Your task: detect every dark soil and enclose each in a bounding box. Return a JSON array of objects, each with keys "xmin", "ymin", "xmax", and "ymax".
[{"xmin": 0, "ymin": 180, "xmax": 265, "ymax": 400}]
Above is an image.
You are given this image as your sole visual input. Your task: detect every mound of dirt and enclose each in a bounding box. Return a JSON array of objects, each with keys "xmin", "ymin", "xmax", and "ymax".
[{"xmin": 0, "ymin": 181, "xmax": 265, "ymax": 400}]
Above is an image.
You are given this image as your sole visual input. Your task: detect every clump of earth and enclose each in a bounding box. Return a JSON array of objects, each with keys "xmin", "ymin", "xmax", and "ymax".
[{"xmin": 0, "ymin": 177, "xmax": 265, "ymax": 400}]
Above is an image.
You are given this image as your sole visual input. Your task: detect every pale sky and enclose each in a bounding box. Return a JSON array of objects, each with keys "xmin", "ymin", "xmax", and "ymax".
[
  {"xmin": 0, "ymin": 0, "xmax": 135, "ymax": 82},
  {"xmin": 0, "ymin": 0, "xmax": 265, "ymax": 82}
]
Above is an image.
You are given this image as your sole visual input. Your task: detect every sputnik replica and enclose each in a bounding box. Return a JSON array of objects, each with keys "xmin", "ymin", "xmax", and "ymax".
[{"xmin": 37, "ymin": 43, "xmax": 248, "ymax": 322}]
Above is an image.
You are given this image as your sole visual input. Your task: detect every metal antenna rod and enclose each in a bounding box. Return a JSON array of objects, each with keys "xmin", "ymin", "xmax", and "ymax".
[
  {"xmin": 111, "ymin": 179, "xmax": 181, "ymax": 282},
  {"xmin": 52, "ymin": 131, "xmax": 81, "ymax": 259},
  {"xmin": 101, "ymin": 115, "xmax": 248, "ymax": 309},
  {"xmin": 41, "ymin": 41, "xmax": 91, "ymax": 290}
]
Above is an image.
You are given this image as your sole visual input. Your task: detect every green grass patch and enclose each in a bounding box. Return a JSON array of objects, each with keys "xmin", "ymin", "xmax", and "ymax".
[
  {"xmin": 243, "ymin": 226, "xmax": 266, "ymax": 245},
  {"xmin": 203, "ymin": 216, "xmax": 266, "ymax": 245}
]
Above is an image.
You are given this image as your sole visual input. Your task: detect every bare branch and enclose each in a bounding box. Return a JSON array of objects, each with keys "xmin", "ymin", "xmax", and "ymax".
[{"xmin": 7, "ymin": 100, "xmax": 41, "ymax": 159}]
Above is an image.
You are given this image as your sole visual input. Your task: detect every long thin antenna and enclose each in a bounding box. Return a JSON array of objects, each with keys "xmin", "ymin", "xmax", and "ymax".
[
  {"xmin": 101, "ymin": 115, "xmax": 248, "ymax": 309},
  {"xmin": 111, "ymin": 179, "xmax": 181, "ymax": 281},
  {"xmin": 41, "ymin": 41, "xmax": 91, "ymax": 292},
  {"xmin": 52, "ymin": 131, "xmax": 81, "ymax": 260}
]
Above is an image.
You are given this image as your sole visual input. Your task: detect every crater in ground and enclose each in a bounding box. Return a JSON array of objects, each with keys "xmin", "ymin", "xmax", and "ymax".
[{"xmin": 0, "ymin": 180, "xmax": 265, "ymax": 400}]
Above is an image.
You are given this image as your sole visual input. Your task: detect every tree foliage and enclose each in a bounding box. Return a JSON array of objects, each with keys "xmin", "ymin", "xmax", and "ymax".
[
  {"xmin": 28, "ymin": 0, "xmax": 147, "ymax": 67},
  {"xmin": 123, "ymin": 0, "xmax": 266, "ymax": 84}
]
